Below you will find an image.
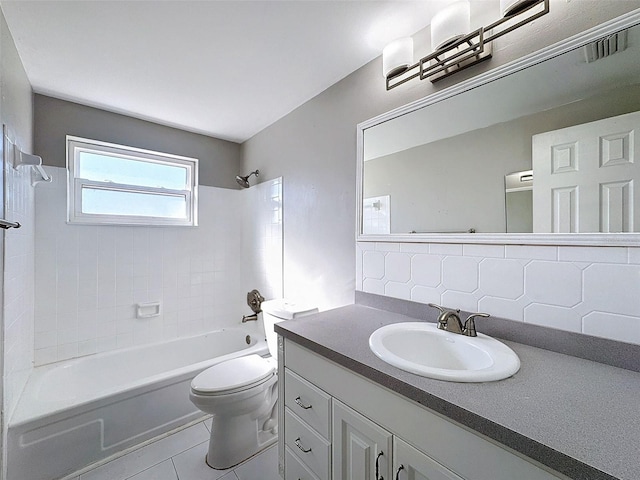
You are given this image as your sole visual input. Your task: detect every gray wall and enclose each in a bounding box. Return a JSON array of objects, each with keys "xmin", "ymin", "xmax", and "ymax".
[
  {"xmin": 241, "ymin": 1, "xmax": 640, "ymax": 311},
  {"xmin": 34, "ymin": 95, "xmax": 242, "ymax": 189}
]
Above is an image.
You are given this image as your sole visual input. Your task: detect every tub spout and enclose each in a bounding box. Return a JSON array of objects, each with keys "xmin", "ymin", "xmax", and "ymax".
[{"xmin": 242, "ymin": 313, "xmax": 258, "ymax": 323}]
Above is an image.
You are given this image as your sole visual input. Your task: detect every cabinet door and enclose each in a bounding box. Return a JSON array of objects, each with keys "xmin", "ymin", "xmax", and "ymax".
[
  {"xmin": 393, "ymin": 438, "xmax": 464, "ymax": 480},
  {"xmin": 333, "ymin": 399, "xmax": 393, "ymax": 480}
]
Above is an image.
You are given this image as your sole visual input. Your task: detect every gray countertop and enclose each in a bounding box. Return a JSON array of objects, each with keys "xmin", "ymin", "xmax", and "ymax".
[{"xmin": 275, "ymin": 304, "xmax": 640, "ymax": 480}]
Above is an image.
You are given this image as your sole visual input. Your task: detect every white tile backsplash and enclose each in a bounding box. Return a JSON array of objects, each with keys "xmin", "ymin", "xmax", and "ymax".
[
  {"xmin": 582, "ymin": 311, "xmax": 640, "ymax": 345},
  {"xmin": 524, "ymin": 261, "xmax": 583, "ymax": 307},
  {"xmin": 34, "ymin": 167, "xmax": 282, "ymax": 365},
  {"xmin": 384, "ymin": 281, "xmax": 411, "ymax": 299},
  {"xmin": 384, "ymin": 252, "xmax": 411, "ymax": 283},
  {"xmin": 582, "ymin": 264, "xmax": 640, "ymax": 317},
  {"xmin": 410, "ymin": 254, "xmax": 442, "ymax": 287},
  {"xmin": 362, "ymin": 251, "xmax": 385, "ymax": 279},
  {"xmin": 478, "ymin": 258, "xmax": 524, "ymax": 299},
  {"xmin": 523, "ymin": 303, "xmax": 583, "ymax": 332},
  {"xmin": 357, "ymin": 241, "xmax": 640, "ymax": 345},
  {"xmin": 442, "ymin": 256, "xmax": 479, "ymax": 293}
]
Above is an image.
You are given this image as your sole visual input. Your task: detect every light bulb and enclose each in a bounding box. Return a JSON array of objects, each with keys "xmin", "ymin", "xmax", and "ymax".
[
  {"xmin": 431, "ymin": 1, "xmax": 471, "ymax": 51},
  {"xmin": 382, "ymin": 37, "xmax": 413, "ymax": 78}
]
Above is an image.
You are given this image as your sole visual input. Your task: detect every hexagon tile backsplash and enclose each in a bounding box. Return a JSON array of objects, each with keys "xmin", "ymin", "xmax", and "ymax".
[{"xmin": 356, "ymin": 242, "xmax": 640, "ymax": 345}]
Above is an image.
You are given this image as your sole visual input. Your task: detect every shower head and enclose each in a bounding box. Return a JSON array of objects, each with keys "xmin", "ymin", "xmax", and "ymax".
[{"xmin": 236, "ymin": 169, "xmax": 259, "ymax": 188}]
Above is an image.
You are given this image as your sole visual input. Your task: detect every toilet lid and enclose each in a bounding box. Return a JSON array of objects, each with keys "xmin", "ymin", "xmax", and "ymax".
[{"xmin": 191, "ymin": 354, "xmax": 275, "ymax": 395}]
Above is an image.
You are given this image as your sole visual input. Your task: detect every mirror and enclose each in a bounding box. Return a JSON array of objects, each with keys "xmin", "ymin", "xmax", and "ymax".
[{"xmin": 359, "ymin": 17, "xmax": 640, "ymax": 245}]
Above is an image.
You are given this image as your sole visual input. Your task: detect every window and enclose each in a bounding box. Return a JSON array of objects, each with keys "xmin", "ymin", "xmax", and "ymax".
[{"xmin": 67, "ymin": 136, "xmax": 198, "ymax": 226}]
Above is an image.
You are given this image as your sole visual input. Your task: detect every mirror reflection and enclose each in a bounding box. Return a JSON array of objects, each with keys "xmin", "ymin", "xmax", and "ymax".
[{"xmin": 362, "ymin": 23, "xmax": 640, "ymax": 235}]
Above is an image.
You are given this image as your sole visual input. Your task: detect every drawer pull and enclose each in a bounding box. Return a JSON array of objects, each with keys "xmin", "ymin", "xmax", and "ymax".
[
  {"xmin": 295, "ymin": 437, "xmax": 312, "ymax": 453},
  {"xmin": 375, "ymin": 450, "xmax": 384, "ymax": 480},
  {"xmin": 395, "ymin": 464, "xmax": 405, "ymax": 480},
  {"xmin": 295, "ymin": 396, "xmax": 312, "ymax": 410}
]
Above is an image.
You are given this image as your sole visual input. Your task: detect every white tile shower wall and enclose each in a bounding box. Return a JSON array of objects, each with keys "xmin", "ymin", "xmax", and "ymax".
[
  {"xmin": 356, "ymin": 241, "xmax": 640, "ymax": 345},
  {"xmin": 242, "ymin": 178, "xmax": 283, "ymax": 302},
  {"xmin": 3, "ymin": 148, "xmax": 35, "ymax": 418},
  {"xmin": 34, "ymin": 167, "xmax": 247, "ymax": 365}
]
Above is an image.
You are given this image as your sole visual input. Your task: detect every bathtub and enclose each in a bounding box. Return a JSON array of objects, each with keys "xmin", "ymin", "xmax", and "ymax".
[{"xmin": 7, "ymin": 328, "xmax": 268, "ymax": 480}]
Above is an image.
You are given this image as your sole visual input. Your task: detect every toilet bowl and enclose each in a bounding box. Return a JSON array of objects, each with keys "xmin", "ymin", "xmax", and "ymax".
[{"xmin": 189, "ymin": 299, "xmax": 318, "ymax": 469}]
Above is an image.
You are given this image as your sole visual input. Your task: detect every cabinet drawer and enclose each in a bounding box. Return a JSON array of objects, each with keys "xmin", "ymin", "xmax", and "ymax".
[
  {"xmin": 285, "ymin": 446, "xmax": 321, "ymax": 480},
  {"xmin": 285, "ymin": 368, "xmax": 331, "ymax": 439},
  {"xmin": 285, "ymin": 408, "xmax": 331, "ymax": 480}
]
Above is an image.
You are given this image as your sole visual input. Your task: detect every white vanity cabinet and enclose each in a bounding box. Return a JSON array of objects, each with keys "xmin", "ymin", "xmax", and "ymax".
[
  {"xmin": 333, "ymin": 399, "xmax": 464, "ymax": 480},
  {"xmin": 332, "ymin": 399, "xmax": 392, "ymax": 480},
  {"xmin": 281, "ymin": 338, "xmax": 568, "ymax": 480}
]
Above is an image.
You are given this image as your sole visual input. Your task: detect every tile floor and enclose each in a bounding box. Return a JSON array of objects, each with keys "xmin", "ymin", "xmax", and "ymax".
[{"xmin": 70, "ymin": 420, "xmax": 280, "ymax": 480}]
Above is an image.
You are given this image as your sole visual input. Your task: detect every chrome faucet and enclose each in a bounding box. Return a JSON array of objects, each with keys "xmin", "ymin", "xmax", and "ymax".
[{"xmin": 427, "ymin": 303, "xmax": 489, "ymax": 337}]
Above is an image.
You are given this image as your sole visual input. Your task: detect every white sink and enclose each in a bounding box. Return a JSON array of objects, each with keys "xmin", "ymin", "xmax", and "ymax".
[{"xmin": 369, "ymin": 322, "xmax": 520, "ymax": 382}]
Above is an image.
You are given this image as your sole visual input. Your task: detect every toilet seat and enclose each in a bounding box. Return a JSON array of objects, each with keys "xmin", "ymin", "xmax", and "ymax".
[{"xmin": 191, "ymin": 354, "xmax": 275, "ymax": 396}]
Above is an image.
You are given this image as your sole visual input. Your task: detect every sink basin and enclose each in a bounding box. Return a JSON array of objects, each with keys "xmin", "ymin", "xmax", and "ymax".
[{"xmin": 369, "ymin": 322, "xmax": 520, "ymax": 382}]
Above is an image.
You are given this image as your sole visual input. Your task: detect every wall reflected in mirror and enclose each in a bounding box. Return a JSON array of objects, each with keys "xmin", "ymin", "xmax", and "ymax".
[
  {"xmin": 505, "ymin": 170, "xmax": 532, "ymax": 233},
  {"xmin": 362, "ymin": 23, "xmax": 640, "ymax": 235}
]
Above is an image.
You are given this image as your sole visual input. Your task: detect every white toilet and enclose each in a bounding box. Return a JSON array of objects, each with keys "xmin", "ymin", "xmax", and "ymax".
[{"xmin": 189, "ymin": 299, "xmax": 317, "ymax": 469}]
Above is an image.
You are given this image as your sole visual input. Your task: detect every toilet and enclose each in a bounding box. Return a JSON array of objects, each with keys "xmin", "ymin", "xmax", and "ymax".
[{"xmin": 189, "ymin": 299, "xmax": 318, "ymax": 469}]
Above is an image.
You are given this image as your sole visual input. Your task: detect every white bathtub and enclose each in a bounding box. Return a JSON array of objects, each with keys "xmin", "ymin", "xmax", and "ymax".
[{"xmin": 7, "ymin": 328, "xmax": 268, "ymax": 480}]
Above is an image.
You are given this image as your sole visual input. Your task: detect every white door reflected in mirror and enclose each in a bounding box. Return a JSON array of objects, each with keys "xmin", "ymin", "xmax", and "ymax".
[{"xmin": 532, "ymin": 111, "xmax": 640, "ymax": 233}]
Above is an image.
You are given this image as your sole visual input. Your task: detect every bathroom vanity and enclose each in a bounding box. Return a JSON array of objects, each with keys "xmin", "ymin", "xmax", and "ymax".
[{"xmin": 275, "ymin": 304, "xmax": 640, "ymax": 480}]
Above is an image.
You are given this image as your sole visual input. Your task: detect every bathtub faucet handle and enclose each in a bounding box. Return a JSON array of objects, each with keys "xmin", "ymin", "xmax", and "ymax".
[
  {"xmin": 247, "ymin": 289, "xmax": 265, "ymax": 313},
  {"xmin": 242, "ymin": 313, "xmax": 258, "ymax": 323}
]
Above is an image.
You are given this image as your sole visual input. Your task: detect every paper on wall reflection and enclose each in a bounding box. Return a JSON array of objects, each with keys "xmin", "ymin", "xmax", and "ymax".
[{"xmin": 363, "ymin": 195, "xmax": 390, "ymax": 234}]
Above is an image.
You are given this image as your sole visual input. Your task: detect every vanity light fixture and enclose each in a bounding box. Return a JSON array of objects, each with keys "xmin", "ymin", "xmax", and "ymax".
[{"xmin": 384, "ymin": 0, "xmax": 549, "ymax": 90}]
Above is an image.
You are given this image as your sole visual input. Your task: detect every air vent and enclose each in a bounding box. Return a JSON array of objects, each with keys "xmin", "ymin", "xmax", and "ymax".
[{"xmin": 584, "ymin": 30, "xmax": 628, "ymax": 63}]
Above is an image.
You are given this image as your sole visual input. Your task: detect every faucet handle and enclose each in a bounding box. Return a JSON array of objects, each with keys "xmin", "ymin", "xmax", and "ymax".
[
  {"xmin": 427, "ymin": 303, "xmax": 446, "ymax": 314},
  {"xmin": 463, "ymin": 312, "xmax": 490, "ymax": 337},
  {"xmin": 428, "ymin": 303, "xmax": 460, "ymax": 315}
]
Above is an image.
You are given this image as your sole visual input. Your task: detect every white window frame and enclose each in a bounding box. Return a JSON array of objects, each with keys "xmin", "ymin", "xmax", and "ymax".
[{"xmin": 67, "ymin": 136, "xmax": 198, "ymax": 226}]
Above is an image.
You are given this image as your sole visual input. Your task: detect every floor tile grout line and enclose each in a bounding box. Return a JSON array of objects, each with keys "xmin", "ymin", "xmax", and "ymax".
[
  {"xmin": 122, "ymin": 458, "xmax": 172, "ymax": 480},
  {"xmin": 170, "ymin": 457, "xmax": 180, "ymax": 480},
  {"xmin": 83, "ymin": 422, "xmax": 210, "ymax": 480},
  {"xmin": 84, "ymin": 422, "xmax": 277, "ymax": 480}
]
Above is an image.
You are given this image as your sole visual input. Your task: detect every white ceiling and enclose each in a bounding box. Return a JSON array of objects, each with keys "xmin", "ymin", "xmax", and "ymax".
[{"xmin": 0, "ymin": 0, "xmax": 454, "ymax": 143}]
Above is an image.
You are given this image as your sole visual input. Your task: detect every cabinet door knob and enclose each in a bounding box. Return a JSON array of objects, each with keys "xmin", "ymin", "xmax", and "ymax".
[
  {"xmin": 295, "ymin": 396, "xmax": 312, "ymax": 409},
  {"xmin": 395, "ymin": 464, "xmax": 405, "ymax": 480},
  {"xmin": 375, "ymin": 450, "xmax": 384, "ymax": 480},
  {"xmin": 295, "ymin": 437, "xmax": 312, "ymax": 453}
]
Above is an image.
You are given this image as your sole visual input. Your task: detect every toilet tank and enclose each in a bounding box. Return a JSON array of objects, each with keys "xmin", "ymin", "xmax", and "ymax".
[{"xmin": 262, "ymin": 299, "xmax": 318, "ymax": 360}]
